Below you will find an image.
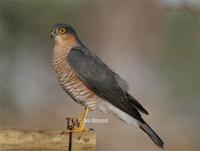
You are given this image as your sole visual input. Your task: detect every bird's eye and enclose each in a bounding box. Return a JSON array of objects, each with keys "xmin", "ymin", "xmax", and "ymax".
[{"xmin": 58, "ymin": 28, "xmax": 66, "ymax": 34}]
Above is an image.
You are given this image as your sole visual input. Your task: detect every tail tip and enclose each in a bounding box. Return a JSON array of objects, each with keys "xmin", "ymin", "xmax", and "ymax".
[
  {"xmin": 157, "ymin": 141, "xmax": 164, "ymax": 149},
  {"xmin": 139, "ymin": 123, "xmax": 164, "ymax": 149}
]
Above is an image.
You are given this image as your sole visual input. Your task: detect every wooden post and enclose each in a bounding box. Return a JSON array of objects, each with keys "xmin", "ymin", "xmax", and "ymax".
[{"xmin": 0, "ymin": 129, "xmax": 96, "ymax": 151}]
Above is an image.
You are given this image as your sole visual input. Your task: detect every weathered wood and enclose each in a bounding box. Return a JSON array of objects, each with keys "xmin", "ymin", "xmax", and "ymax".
[{"xmin": 0, "ymin": 129, "xmax": 96, "ymax": 151}]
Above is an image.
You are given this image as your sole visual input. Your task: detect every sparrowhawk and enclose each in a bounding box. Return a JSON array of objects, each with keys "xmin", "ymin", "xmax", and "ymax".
[{"xmin": 51, "ymin": 23, "xmax": 164, "ymax": 148}]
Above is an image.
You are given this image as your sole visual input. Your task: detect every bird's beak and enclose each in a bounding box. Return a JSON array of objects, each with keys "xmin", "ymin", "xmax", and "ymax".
[{"xmin": 50, "ymin": 30, "xmax": 56, "ymax": 38}]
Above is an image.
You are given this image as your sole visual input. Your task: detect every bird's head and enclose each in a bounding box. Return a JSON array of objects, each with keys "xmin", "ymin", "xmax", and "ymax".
[{"xmin": 51, "ymin": 23, "xmax": 78, "ymax": 46}]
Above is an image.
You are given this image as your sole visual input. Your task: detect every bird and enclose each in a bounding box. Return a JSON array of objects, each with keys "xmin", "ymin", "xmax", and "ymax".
[{"xmin": 50, "ymin": 23, "xmax": 164, "ymax": 148}]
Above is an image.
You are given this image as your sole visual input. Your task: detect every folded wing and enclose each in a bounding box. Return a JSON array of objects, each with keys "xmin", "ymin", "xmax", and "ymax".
[{"xmin": 67, "ymin": 47, "xmax": 148, "ymax": 121}]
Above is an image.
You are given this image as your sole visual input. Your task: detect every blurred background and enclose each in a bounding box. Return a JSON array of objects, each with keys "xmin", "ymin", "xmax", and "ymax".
[{"xmin": 0, "ymin": 0, "xmax": 199, "ymax": 150}]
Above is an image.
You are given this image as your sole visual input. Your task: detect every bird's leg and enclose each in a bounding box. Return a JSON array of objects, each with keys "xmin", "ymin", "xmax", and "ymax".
[
  {"xmin": 61, "ymin": 107, "xmax": 90, "ymax": 134},
  {"xmin": 72, "ymin": 107, "xmax": 89, "ymax": 132}
]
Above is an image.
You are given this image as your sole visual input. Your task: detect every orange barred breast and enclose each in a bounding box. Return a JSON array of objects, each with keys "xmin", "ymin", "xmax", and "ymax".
[{"xmin": 53, "ymin": 49, "xmax": 100, "ymax": 110}]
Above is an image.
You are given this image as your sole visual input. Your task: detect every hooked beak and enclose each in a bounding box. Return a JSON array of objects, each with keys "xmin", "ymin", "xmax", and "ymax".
[{"xmin": 50, "ymin": 30, "xmax": 56, "ymax": 38}]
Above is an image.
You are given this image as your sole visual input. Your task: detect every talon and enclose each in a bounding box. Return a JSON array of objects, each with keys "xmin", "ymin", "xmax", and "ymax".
[
  {"xmin": 62, "ymin": 108, "xmax": 91, "ymax": 134},
  {"xmin": 71, "ymin": 127, "xmax": 90, "ymax": 133},
  {"xmin": 61, "ymin": 130, "xmax": 69, "ymax": 135}
]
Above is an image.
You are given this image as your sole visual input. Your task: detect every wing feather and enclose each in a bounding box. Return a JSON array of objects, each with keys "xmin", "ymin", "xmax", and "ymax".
[{"xmin": 68, "ymin": 46, "xmax": 148, "ymax": 121}]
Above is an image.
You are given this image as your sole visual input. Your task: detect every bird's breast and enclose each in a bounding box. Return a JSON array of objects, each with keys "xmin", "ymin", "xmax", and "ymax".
[{"xmin": 53, "ymin": 49, "xmax": 100, "ymax": 110}]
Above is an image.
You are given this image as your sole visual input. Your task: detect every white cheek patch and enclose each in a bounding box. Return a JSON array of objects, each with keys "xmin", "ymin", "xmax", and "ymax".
[{"xmin": 55, "ymin": 36, "xmax": 62, "ymax": 43}]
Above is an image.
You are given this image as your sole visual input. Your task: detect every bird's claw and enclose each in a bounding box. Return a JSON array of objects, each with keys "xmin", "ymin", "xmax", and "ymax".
[
  {"xmin": 61, "ymin": 116, "xmax": 92, "ymax": 135},
  {"xmin": 61, "ymin": 126, "xmax": 91, "ymax": 134}
]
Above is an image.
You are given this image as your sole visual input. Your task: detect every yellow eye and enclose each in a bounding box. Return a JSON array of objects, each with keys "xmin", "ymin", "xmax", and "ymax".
[{"xmin": 58, "ymin": 28, "xmax": 66, "ymax": 34}]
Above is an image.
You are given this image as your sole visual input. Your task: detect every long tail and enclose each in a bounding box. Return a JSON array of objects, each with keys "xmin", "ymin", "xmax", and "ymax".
[
  {"xmin": 98, "ymin": 100, "xmax": 164, "ymax": 148},
  {"xmin": 139, "ymin": 121, "xmax": 164, "ymax": 148}
]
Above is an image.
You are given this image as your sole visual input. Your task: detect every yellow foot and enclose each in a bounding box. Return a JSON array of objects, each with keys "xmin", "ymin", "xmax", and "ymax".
[
  {"xmin": 71, "ymin": 127, "xmax": 90, "ymax": 133},
  {"xmin": 61, "ymin": 126, "xmax": 92, "ymax": 134},
  {"xmin": 61, "ymin": 107, "xmax": 91, "ymax": 135}
]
